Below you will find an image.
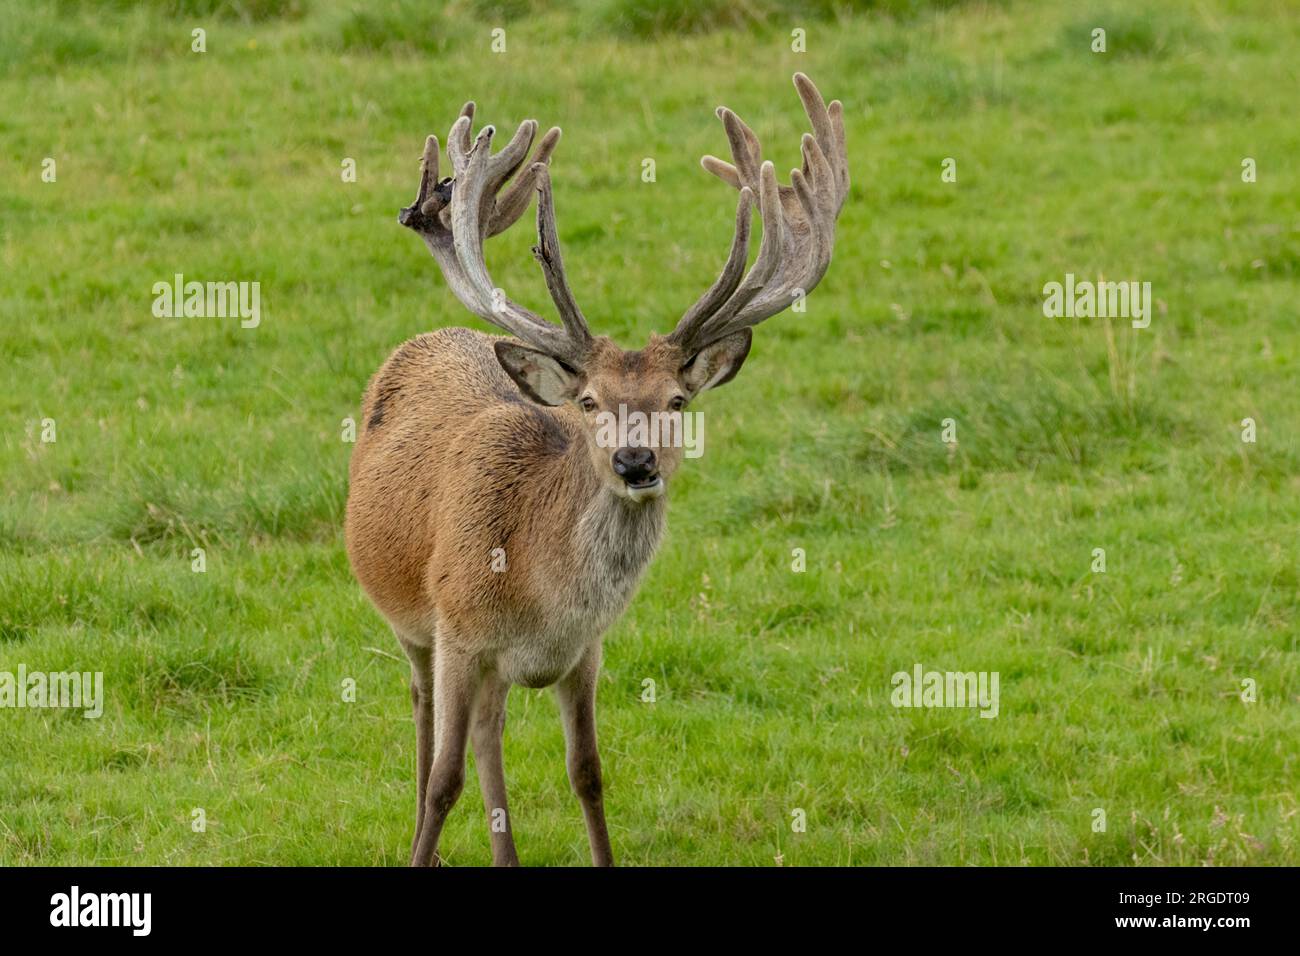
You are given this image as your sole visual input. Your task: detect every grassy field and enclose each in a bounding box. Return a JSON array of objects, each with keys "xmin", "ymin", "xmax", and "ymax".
[{"xmin": 1, "ymin": 0, "xmax": 1297, "ymax": 866}]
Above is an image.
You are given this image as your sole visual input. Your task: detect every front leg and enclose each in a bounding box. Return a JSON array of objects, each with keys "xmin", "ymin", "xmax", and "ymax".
[{"xmin": 556, "ymin": 646, "xmax": 614, "ymax": 867}]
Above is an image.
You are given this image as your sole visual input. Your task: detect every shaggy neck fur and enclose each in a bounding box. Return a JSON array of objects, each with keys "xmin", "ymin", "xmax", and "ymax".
[{"xmin": 569, "ymin": 480, "xmax": 666, "ymax": 616}]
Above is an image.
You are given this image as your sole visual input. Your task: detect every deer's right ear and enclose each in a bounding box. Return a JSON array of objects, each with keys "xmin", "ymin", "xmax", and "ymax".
[{"xmin": 493, "ymin": 340, "xmax": 582, "ymax": 406}]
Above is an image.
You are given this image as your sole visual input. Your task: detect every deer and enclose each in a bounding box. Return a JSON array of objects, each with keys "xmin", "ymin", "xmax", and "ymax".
[{"xmin": 344, "ymin": 73, "xmax": 848, "ymax": 866}]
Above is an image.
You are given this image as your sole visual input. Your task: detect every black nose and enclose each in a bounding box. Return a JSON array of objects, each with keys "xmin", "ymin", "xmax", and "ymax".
[{"xmin": 612, "ymin": 447, "xmax": 658, "ymax": 485}]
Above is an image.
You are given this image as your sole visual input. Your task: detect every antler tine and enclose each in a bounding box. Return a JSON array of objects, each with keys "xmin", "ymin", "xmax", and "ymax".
[
  {"xmin": 446, "ymin": 101, "xmax": 476, "ymax": 176},
  {"xmin": 450, "ymin": 124, "xmax": 511, "ymax": 313},
  {"xmin": 491, "ymin": 126, "xmax": 560, "ymax": 236},
  {"xmin": 399, "ymin": 104, "xmax": 588, "ymax": 366},
  {"xmin": 713, "ymin": 161, "xmax": 788, "ymax": 324},
  {"xmin": 669, "ymin": 186, "xmax": 755, "ymax": 348},
  {"xmin": 668, "ymin": 73, "xmax": 849, "ymax": 352},
  {"xmin": 531, "ymin": 163, "xmax": 592, "ymax": 350}
]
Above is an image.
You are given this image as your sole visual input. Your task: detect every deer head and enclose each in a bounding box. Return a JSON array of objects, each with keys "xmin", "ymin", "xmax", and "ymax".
[{"xmin": 398, "ymin": 73, "xmax": 849, "ymax": 503}]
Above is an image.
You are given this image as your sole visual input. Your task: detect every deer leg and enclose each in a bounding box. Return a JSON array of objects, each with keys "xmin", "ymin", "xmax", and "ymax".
[
  {"xmin": 556, "ymin": 647, "xmax": 614, "ymax": 867},
  {"xmin": 470, "ymin": 673, "xmax": 519, "ymax": 866},
  {"xmin": 396, "ymin": 632, "xmax": 435, "ymax": 864},
  {"xmin": 410, "ymin": 646, "xmax": 477, "ymax": 867}
]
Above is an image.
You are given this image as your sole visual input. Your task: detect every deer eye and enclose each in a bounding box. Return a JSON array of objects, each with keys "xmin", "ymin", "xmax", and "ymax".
[
  {"xmin": 669, "ymin": 396, "xmax": 686, "ymax": 411},
  {"xmin": 579, "ymin": 396, "xmax": 597, "ymax": 412}
]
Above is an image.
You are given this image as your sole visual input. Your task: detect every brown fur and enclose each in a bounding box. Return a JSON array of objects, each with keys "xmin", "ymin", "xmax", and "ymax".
[
  {"xmin": 347, "ymin": 71, "xmax": 844, "ymax": 866},
  {"xmin": 345, "ymin": 326, "xmax": 729, "ymax": 866},
  {"xmin": 347, "ymin": 329, "xmax": 685, "ymax": 650}
]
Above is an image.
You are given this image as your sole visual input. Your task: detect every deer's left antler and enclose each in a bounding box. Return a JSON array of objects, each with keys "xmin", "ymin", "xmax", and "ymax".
[{"xmin": 667, "ymin": 73, "xmax": 849, "ymax": 353}]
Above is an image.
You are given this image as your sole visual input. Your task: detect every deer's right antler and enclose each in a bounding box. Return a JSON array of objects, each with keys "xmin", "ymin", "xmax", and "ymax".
[{"xmin": 399, "ymin": 102, "xmax": 593, "ymax": 366}]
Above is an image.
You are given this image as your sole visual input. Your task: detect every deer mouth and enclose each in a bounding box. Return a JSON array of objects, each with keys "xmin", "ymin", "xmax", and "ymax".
[{"xmin": 623, "ymin": 475, "xmax": 664, "ymax": 501}]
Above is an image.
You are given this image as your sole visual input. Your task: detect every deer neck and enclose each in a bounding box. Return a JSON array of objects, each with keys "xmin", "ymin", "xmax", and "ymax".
[{"xmin": 560, "ymin": 444, "xmax": 667, "ymax": 612}]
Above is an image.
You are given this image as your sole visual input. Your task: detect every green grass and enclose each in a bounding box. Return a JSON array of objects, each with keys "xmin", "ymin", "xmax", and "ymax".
[{"xmin": 1, "ymin": 0, "xmax": 1298, "ymax": 865}]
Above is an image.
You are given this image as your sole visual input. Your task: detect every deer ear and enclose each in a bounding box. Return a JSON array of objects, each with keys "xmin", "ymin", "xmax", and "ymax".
[
  {"xmin": 494, "ymin": 340, "xmax": 582, "ymax": 406},
  {"xmin": 680, "ymin": 329, "xmax": 752, "ymax": 397}
]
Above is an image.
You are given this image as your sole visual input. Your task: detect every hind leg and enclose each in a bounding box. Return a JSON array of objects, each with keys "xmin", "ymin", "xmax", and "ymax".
[
  {"xmin": 470, "ymin": 673, "xmax": 519, "ymax": 866},
  {"xmin": 411, "ymin": 641, "xmax": 478, "ymax": 867},
  {"xmin": 395, "ymin": 629, "xmax": 435, "ymax": 864}
]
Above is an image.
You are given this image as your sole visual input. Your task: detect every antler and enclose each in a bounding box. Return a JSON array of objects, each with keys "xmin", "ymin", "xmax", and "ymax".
[
  {"xmin": 668, "ymin": 73, "xmax": 849, "ymax": 353},
  {"xmin": 398, "ymin": 102, "xmax": 593, "ymax": 365}
]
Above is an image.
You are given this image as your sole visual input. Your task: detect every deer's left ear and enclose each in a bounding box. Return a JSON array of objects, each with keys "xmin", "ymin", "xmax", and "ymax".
[
  {"xmin": 680, "ymin": 329, "xmax": 752, "ymax": 397},
  {"xmin": 494, "ymin": 340, "xmax": 582, "ymax": 406}
]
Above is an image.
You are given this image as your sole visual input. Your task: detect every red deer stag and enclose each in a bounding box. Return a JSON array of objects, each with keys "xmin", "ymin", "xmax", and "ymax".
[{"xmin": 345, "ymin": 74, "xmax": 848, "ymax": 866}]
